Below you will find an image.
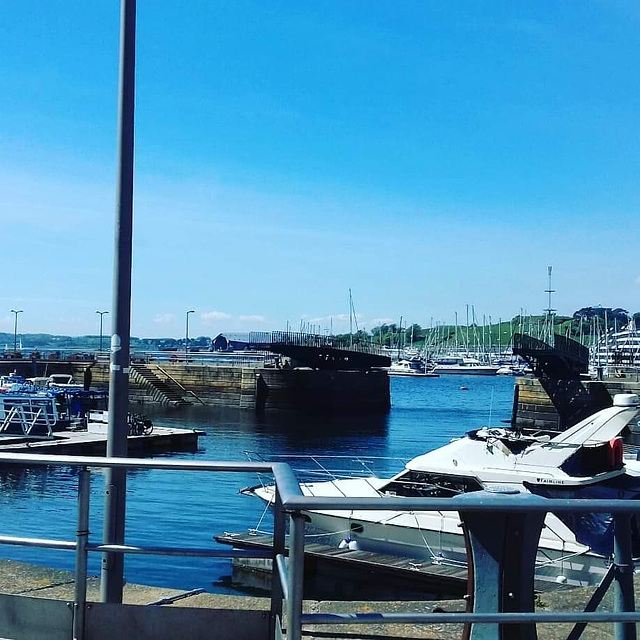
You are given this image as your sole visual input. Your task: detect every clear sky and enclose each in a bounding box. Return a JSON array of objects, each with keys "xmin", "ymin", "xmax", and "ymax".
[{"xmin": 1, "ymin": 1, "xmax": 638, "ymax": 339}]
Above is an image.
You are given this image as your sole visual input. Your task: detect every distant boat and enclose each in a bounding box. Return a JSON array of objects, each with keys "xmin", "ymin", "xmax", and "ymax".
[
  {"xmin": 387, "ymin": 360, "xmax": 439, "ymax": 377},
  {"xmin": 496, "ymin": 365, "xmax": 529, "ymax": 376},
  {"xmin": 432, "ymin": 356, "xmax": 499, "ymax": 375},
  {"xmin": 590, "ymin": 324, "xmax": 640, "ymax": 376}
]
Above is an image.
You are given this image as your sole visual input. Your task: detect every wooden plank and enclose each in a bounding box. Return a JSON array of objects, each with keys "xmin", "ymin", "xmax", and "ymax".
[{"xmin": 217, "ymin": 532, "xmax": 568, "ymax": 594}]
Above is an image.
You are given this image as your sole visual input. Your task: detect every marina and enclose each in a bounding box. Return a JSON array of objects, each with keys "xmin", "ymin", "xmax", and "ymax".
[
  {"xmin": 0, "ymin": 375, "xmax": 514, "ymax": 592},
  {"xmin": 2, "ymin": 0, "xmax": 639, "ymax": 636}
]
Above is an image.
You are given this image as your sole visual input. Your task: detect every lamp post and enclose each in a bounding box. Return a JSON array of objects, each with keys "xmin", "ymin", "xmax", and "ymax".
[
  {"xmin": 185, "ymin": 310, "xmax": 195, "ymax": 361},
  {"xmin": 10, "ymin": 309, "xmax": 23, "ymax": 354},
  {"xmin": 96, "ymin": 311, "xmax": 109, "ymax": 352},
  {"xmin": 101, "ymin": 0, "xmax": 136, "ymax": 605}
]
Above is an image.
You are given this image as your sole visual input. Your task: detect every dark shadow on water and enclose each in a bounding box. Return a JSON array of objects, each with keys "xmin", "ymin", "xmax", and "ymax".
[{"xmin": 138, "ymin": 403, "xmax": 390, "ymax": 441}]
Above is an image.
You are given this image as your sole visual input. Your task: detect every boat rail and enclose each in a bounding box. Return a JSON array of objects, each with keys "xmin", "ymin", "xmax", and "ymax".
[
  {"xmin": 0, "ymin": 395, "xmax": 61, "ymax": 438},
  {"xmin": 243, "ymin": 451, "xmax": 407, "ymax": 484},
  {"xmin": 0, "ymin": 451, "xmax": 639, "ymax": 640}
]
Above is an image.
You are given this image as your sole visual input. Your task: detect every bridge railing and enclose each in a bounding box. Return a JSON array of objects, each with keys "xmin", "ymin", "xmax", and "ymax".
[
  {"xmin": 249, "ymin": 330, "xmax": 386, "ymax": 355},
  {"xmin": 0, "ymin": 452, "xmax": 639, "ymax": 640}
]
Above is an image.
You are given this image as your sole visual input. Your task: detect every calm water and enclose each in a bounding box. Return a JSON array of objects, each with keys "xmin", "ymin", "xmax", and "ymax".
[{"xmin": 0, "ymin": 375, "xmax": 514, "ymax": 594}]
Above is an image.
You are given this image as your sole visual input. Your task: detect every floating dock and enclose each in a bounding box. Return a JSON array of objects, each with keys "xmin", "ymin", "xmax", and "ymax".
[
  {"xmin": 216, "ymin": 532, "xmax": 468, "ymax": 601},
  {"xmin": 216, "ymin": 532, "xmax": 574, "ymax": 601},
  {"xmin": 0, "ymin": 426, "xmax": 202, "ymax": 456}
]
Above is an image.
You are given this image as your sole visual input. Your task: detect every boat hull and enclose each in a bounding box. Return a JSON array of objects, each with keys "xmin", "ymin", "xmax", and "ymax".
[
  {"xmin": 432, "ymin": 367, "xmax": 498, "ymax": 375},
  {"xmin": 302, "ymin": 508, "xmax": 608, "ymax": 588}
]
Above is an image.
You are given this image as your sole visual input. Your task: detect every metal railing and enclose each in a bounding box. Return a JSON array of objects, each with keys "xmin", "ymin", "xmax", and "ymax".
[
  {"xmin": 249, "ymin": 330, "xmax": 387, "ymax": 356},
  {"xmin": 0, "ymin": 397, "xmax": 59, "ymax": 438},
  {"xmin": 1, "ymin": 452, "xmax": 640, "ymax": 640}
]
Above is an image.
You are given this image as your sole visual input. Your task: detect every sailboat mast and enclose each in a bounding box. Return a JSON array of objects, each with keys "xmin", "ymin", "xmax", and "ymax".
[
  {"xmin": 545, "ymin": 266, "xmax": 556, "ymax": 346},
  {"xmin": 455, "ymin": 311, "xmax": 458, "ymax": 352},
  {"xmin": 466, "ymin": 304, "xmax": 470, "ymax": 355},
  {"xmin": 348, "ymin": 289, "xmax": 353, "ymax": 348}
]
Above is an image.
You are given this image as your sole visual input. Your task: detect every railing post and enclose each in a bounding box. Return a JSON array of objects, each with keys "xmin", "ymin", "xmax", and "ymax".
[
  {"xmin": 270, "ymin": 487, "xmax": 285, "ymax": 639},
  {"xmin": 460, "ymin": 491, "xmax": 545, "ymax": 640},
  {"xmin": 613, "ymin": 513, "xmax": 636, "ymax": 640},
  {"xmin": 286, "ymin": 511, "xmax": 305, "ymax": 640},
  {"xmin": 73, "ymin": 467, "xmax": 91, "ymax": 640}
]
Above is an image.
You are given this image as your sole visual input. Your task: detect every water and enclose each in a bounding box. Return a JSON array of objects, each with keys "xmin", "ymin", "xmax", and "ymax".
[{"xmin": 0, "ymin": 375, "xmax": 514, "ymax": 594}]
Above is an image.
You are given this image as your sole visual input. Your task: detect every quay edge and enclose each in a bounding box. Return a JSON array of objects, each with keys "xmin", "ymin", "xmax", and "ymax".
[
  {"xmin": 0, "ymin": 361, "xmax": 391, "ymax": 413},
  {"xmin": 514, "ymin": 376, "xmax": 640, "ymax": 432}
]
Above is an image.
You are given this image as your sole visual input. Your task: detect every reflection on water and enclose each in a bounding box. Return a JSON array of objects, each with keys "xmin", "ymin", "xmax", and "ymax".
[{"xmin": 0, "ymin": 375, "xmax": 514, "ymax": 594}]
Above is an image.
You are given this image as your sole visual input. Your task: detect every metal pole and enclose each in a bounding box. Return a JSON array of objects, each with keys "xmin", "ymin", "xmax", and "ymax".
[
  {"xmin": 10, "ymin": 309, "xmax": 23, "ymax": 354},
  {"xmin": 185, "ymin": 310, "xmax": 194, "ymax": 362},
  {"xmin": 96, "ymin": 311, "xmax": 109, "ymax": 352},
  {"xmin": 269, "ymin": 488, "xmax": 285, "ymax": 639},
  {"xmin": 613, "ymin": 514, "xmax": 636, "ymax": 640},
  {"xmin": 286, "ymin": 512, "xmax": 305, "ymax": 640},
  {"xmin": 73, "ymin": 468, "xmax": 91, "ymax": 640},
  {"xmin": 101, "ymin": 0, "xmax": 136, "ymax": 604}
]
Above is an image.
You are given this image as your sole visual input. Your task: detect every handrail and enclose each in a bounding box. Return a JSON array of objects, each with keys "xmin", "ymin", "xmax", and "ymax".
[
  {"xmin": 155, "ymin": 365, "xmax": 206, "ymax": 404},
  {"xmin": 1, "ymin": 451, "xmax": 640, "ymax": 640},
  {"xmin": 4, "ymin": 450, "xmax": 640, "ymax": 514}
]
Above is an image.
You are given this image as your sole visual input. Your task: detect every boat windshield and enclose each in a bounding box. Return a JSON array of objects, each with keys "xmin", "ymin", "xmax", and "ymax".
[{"xmin": 379, "ymin": 470, "xmax": 483, "ymax": 497}]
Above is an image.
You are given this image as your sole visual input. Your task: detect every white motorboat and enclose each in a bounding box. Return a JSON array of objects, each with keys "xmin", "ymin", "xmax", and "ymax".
[
  {"xmin": 387, "ymin": 360, "xmax": 438, "ymax": 377},
  {"xmin": 246, "ymin": 394, "xmax": 640, "ymax": 587},
  {"xmin": 432, "ymin": 356, "xmax": 499, "ymax": 375}
]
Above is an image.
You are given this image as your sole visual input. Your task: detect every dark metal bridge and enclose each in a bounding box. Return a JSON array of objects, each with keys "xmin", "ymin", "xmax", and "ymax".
[
  {"xmin": 513, "ymin": 333, "xmax": 611, "ymax": 429},
  {"xmin": 246, "ymin": 331, "xmax": 392, "ymax": 370}
]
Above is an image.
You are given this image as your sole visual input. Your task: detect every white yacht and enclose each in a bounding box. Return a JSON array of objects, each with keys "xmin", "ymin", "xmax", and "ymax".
[
  {"xmin": 590, "ymin": 324, "xmax": 640, "ymax": 376},
  {"xmin": 387, "ymin": 360, "xmax": 438, "ymax": 377},
  {"xmin": 247, "ymin": 394, "xmax": 640, "ymax": 587},
  {"xmin": 432, "ymin": 356, "xmax": 499, "ymax": 375}
]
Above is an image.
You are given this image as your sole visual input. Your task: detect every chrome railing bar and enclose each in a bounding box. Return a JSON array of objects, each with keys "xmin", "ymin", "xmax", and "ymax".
[
  {"xmin": 0, "ymin": 535, "xmax": 271, "ymax": 559},
  {"xmin": 286, "ymin": 512, "xmax": 305, "ymax": 640},
  {"xmin": 87, "ymin": 544, "xmax": 270, "ymax": 558},
  {"xmin": 0, "ymin": 535, "xmax": 76, "ymax": 550},
  {"xmin": 0, "ymin": 452, "xmax": 276, "ymax": 473},
  {"xmin": 275, "ymin": 554, "xmax": 289, "ymax": 602},
  {"xmin": 270, "ymin": 487, "xmax": 286, "ymax": 640},
  {"xmin": 301, "ymin": 611, "xmax": 640, "ymax": 624},
  {"xmin": 614, "ymin": 512, "xmax": 636, "ymax": 639},
  {"xmin": 277, "ymin": 494, "xmax": 640, "ymax": 513},
  {"xmin": 73, "ymin": 467, "xmax": 90, "ymax": 640}
]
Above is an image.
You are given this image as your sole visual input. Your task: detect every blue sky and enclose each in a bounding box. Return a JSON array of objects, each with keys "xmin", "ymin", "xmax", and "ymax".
[{"xmin": 1, "ymin": 1, "xmax": 638, "ymax": 338}]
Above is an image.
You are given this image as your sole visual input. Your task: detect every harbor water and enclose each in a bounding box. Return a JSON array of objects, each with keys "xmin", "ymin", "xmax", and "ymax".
[{"xmin": 0, "ymin": 375, "xmax": 514, "ymax": 594}]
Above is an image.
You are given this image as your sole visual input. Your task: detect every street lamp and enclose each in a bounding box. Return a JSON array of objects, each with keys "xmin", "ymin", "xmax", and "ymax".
[
  {"xmin": 96, "ymin": 311, "xmax": 109, "ymax": 352},
  {"xmin": 185, "ymin": 310, "xmax": 195, "ymax": 361},
  {"xmin": 10, "ymin": 309, "xmax": 23, "ymax": 354}
]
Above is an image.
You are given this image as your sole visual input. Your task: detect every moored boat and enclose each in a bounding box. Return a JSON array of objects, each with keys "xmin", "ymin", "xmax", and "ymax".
[
  {"xmin": 387, "ymin": 360, "xmax": 439, "ymax": 377},
  {"xmin": 432, "ymin": 356, "xmax": 499, "ymax": 375},
  {"xmin": 245, "ymin": 394, "xmax": 640, "ymax": 587}
]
